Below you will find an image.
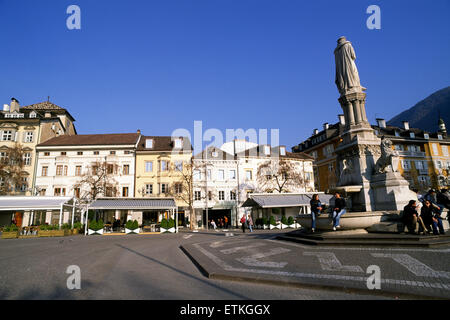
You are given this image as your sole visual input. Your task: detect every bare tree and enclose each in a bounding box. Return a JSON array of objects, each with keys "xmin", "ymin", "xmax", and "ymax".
[
  {"xmin": 166, "ymin": 159, "xmax": 207, "ymax": 230},
  {"xmin": 73, "ymin": 160, "xmax": 120, "ymax": 203},
  {"xmin": 0, "ymin": 143, "xmax": 26, "ymax": 195},
  {"xmin": 256, "ymin": 159, "xmax": 305, "ymax": 193}
]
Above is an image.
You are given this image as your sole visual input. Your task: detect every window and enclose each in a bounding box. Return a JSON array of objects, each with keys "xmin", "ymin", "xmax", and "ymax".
[
  {"xmin": 207, "ymin": 169, "xmax": 211, "ymax": 180},
  {"xmin": 29, "ymin": 111, "xmax": 37, "ymax": 118},
  {"xmin": 20, "ymin": 177, "xmax": 28, "ymax": 192},
  {"xmin": 1, "ymin": 130, "xmax": 13, "ymax": 141},
  {"xmin": 424, "ymin": 133, "xmax": 429, "ymax": 139},
  {"xmin": 442, "ymin": 146, "xmax": 448, "ymax": 157},
  {"xmin": 60, "ymin": 152, "xmax": 66, "ymax": 156},
  {"xmin": 122, "ymin": 187, "xmax": 129, "ymax": 197},
  {"xmin": 438, "ymin": 135, "xmax": 443, "ymax": 140},
  {"xmin": 24, "ymin": 131, "xmax": 34, "ymax": 143},
  {"xmin": 42, "ymin": 166, "xmax": 48, "ymax": 176},
  {"xmin": 63, "ymin": 166, "xmax": 68, "ymax": 176},
  {"xmin": 323, "ymin": 144, "xmax": 334, "ymax": 158},
  {"xmin": 305, "ymin": 172, "xmax": 312, "ymax": 181},
  {"xmin": 218, "ymin": 170, "xmax": 225, "ymax": 180},
  {"xmin": 174, "ymin": 183, "xmax": 182, "ymax": 194},
  {"xmin": 436, "ymin": 161, "xmax": 443, "ymax": 169},
  {"xmin": 280, "ymin": 147, "xmax": 286, "ymax": 156},
  {"xmin": 56, "ymin": 165, "xmax": 63, "ymax": 176},
  {"xmin": 229, "ymin": 170, "xmax": 236, "ymax": 179},
  {"xmin": 145, "ymin": 161, "xmax": 153, "ymax": 172},
  {"xmin": 401, "ymin": 160, "xmax": 411, "ymax": 170},
  {"xmin": 219, "ymin": 191, "xmax": 225, "ymax": 200},
  {"xmin": 77, "ymin": 151, "xmax": 83, "ymax": 156},
  {"xmin": 193, "ymin": 169, "xmax": 201, "ymax": 180},
  {"xmin": 145, "ymin": 139, "xmax": 153, "ymax": 149},
  {"xmin": 394, "ymin": 145, "xmax": 404, "ymax": 151},
  {"xmin": 395, "ymin": 131, "xmax": 400, "ymax": 137},
  {"xmin": 145, "ymin": 184, "xmax": 153, "ymax": 195},
  {"xmin": 410, "ymin": 132, "xmax": 415, "ymax": 138},
  {"xmin": 246, "ymin": 170, "xmax": 252, "ymax": 180},
  {"xmin": 415, "ymin": 161, "xmax": 423, "ymax": 170},
  {"xmin": 39, "ymin": 189, "xmax": 46, "ymax": 196},
  {"xmin": 75, "ymin": 166, "xmax": 82, "ymax": 176},
  {"xmin": 74, "ymin": 188, "xmax": 80, "ymax": 199},
  {"xmin": 44, "ymin": 152, "xmax": 50, "ymax": 156},
  {"xmin": 432, "ymin": 143, "xmax": 439, "ymax": 156},
  {"xmin": 124, "ymin": 150, "xmax": 131, "ymax": 155},
  {"xmin": 310, "ymin": 151, "xmax": 318, "ymax": 159},
  {"xmin": 110, "ymin": 151, "xmax": 116, "ymax": 155},
  {"xmin": 328, "ymin": 163, "xmax": 334, "ymax": 172},
  {"xmin": 54, "ymin": 188, "xmax": 66, "ymax": 196},
  {"xmin": 23, "ymin": 153, "xmax": 32, "ymax": 166},
  {"xmin": 174, "ymin": 138, "xmax": 182, "ymax": 149},
  {"xmin": 230, "ymin": 191, "xmax": 236, "ymax": 200},
  {"xmin": 0, "ymin": 152, "xmax": 6, "ymax": 162},
  {"xmin": 160, "ymin": 183, "xmax": 168, "ymax": 194},
  {"xmin": 105, "ymin": 187, "xmax": 114, "ymax": 197},
  {"xmin": 93, "ymin": 151, "xmax": 99, "ymax": 155},
  {"xmin": 208, "ymin": 191, "xmax": 212, "ymax": 201},
  {"xmin": 160, "ymin": 160, "xmax": 168, "ymax": 171},
  {"xmin": 107, "ymin": 164, "xmax": 114, "ymax": 174},
  {"xmin": 123, "ymin": 164, "xmax": 130, "ymax": 175},
  {"xmin": 175, "ymin": 161, "xmax": 183, "ymax": 171},
  {"xmin": 194, "ymin": 191, "xmax": 201, "ymax": 201}
]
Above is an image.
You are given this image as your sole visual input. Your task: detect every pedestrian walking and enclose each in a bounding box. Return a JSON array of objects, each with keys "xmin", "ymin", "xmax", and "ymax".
[
  {"xmin": 224, "ymin": 216, "xmax": 228, "ymax": 228},
  {"xmin": 248, "ymin": 215, "xmax": 254, "ymax": 232},
  {"xmin": 240, "ymin": 214, "xmax": 247, "ymax": 233},
  {"xmin": 211, "ymin": 219, "xmax": 217, "ymax": 230}
]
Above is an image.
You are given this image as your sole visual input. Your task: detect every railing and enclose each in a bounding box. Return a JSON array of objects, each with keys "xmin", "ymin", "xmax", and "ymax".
[{"xmin": 396, "ymin": 150, "xmax": 426, "ymax": 157}]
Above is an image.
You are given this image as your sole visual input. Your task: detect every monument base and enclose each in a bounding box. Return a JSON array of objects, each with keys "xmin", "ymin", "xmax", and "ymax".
[{"xmin": 370, "ymin": 172, "xmax": 418, "ymax": 211}]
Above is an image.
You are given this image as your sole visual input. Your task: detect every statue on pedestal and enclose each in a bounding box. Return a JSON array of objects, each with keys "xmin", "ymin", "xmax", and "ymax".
[
  {"xmin": 374, "ymin": 136, "xmax": 399, "ymax": 174},
  {"xmin": 334, "ymin": 36, "xmax": 366, "ymax": 96}
]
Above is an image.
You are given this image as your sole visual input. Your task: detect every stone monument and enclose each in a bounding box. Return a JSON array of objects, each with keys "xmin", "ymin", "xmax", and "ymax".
[{"xmin": 332, "ymin": 36, "xmax": 417, "ymax": 212}]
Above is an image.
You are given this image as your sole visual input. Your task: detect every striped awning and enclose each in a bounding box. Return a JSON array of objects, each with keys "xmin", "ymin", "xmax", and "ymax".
[
  {"xmin": 0, "ymin": 196, "xmax": 75, "ymax": 211},
  {"xmin": 241, "ymin": 193, "xmax": 333, "ymax": 208},
  {"xmin": 89, "ymin": 198, "xmax": 177, "ymax": 210}
]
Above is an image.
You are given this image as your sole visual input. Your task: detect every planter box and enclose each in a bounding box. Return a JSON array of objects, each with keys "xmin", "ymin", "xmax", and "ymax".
[
  {"xmin": 88, "ymin": 229, "xmax": 104, "ymax": 235},
  {"xmin": 2, "ymin": 231, "xmax": 18, "ymax": 239},
  {"xmin": 39, "ymin": 230, "xmax": 68, "ymax": 237},
  {"xmin": 125, "ymin": 228, "xmax": 140, "ymax": 234},
  {"xmin": 160, "ymin": 227, "xmax": 176, "ymax": 233}
]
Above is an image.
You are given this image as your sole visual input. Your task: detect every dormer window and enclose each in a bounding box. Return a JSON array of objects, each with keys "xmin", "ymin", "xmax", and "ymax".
[
  {"xmin": 438, "ymin": 135, "xmax": 443, "ymax": 140},
  {"xmin": 280, "ymin": 146, "xmax": 286, "ymax": 156},
  {"xmin": 264, "ymin": 145, "xmax": 270, "ymax": 155},
  {"xmin": 424, "ymin": 133, "xmax": 429, "ymax": 139},
  {"xmin": 212, "ymin": 150, "xmax": 218, "ymax": 158},
  {"xmin": 395, "ymin": 131, "xmax": 400, "ymax": 137},
  {"xmin": 145, "ymin": 139, "xmax": 153, "ymax": 149},
  {"xmin": 410, "ymin": 132, "xmax": 415, "ymax": 138},
  {"xmin": 29, "ymin": 111, "xmax": 37, "ymax": 118},
  {"xmin": 174, "ymin": 138, "xmax": 182, "ymax": 149}
]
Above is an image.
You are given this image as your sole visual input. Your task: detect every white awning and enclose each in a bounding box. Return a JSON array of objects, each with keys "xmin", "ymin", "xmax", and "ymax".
[
  {"xmin": 0, "ymin": 196, "xmax": 76, "ymax": 211},
  {"xmin": 89, "ymin": 198, "xmax": 177, "ymax": 210}
]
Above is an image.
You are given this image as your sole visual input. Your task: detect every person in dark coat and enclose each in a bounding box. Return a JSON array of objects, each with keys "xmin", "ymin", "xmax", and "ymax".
[
  {"xmin": 309, "ymin": 194, "xmax": 323, "ymax": 233},
  {"xmin": 402, "ymin": 200, "xmax": 419, "ymax": 234},
  {"xmin": 332, "ymin": 192, "xmax": 346, "ymax": 231}
]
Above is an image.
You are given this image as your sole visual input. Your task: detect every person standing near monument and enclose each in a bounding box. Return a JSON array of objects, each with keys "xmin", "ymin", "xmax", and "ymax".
[
  {"xmin": 332, "ymin": 192, "xmax": 346, "ymax": 231},
  {"xmin": 310, "ymin": 194, "xmax": 323, "ymax": 233}
]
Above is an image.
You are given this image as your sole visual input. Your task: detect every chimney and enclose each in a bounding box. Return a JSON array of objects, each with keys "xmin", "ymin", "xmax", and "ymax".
[
  {"xmin": 137, "ymin": 129, "xmax": 141, "ymax": 135},
  {"xmin": 402, "ymin": 121, "xmax": 410, "ymax": 130},
  {"xmin": 323, "ymin": 123, "xmax": 329, "ymax": 130},
  {"xmin": 10, "ymin": 98, "xmax": 20, "ymax": 112},
  {"xmin": 338, "ymin": 114, "xmax": 345, "ymax": 125},
  {"xmin": 313, "ymin": 129, "xmax": 319, "ymax": 135},
  {"xmin": 376, "ymin": 118, "xmax": 386, "ymax": 128},
  {"xmin": 3, "ymin": 104, "xmax": 10, "ymax": 112}
]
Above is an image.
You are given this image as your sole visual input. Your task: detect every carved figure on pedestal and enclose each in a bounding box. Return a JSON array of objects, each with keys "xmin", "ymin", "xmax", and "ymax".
[{"xmin": 374, "ymin": 136, "xmax": 399, "ymax": 174}]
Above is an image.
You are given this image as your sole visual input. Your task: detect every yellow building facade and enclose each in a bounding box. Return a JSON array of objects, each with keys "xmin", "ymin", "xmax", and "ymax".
[{"xmin": 135, "ymin": 136, "xmax": 192, "ymax": 225}]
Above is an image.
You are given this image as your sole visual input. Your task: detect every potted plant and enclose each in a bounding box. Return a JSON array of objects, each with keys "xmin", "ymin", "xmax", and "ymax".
[
  {"xmin": 280, "ymin": 216, "xmax": 289, "ymax": 229},
  {"xmin": 39, "ymin": 224, "xmax": 65, "ymax": 237},
  {"xmin": 125, "ymin": 220, "xmax": 140, "ymax": 234},
  {"xmin": 167, "ymin": 218, "xmax": 176, "ymax": 233},
  {"xmin": 88, "ymin": 219, "xmax": 104, "ymax": 235},
  {"xmin": 160, "ymin": 218, "xmax": 169, "ymax": 233},
  {"xmin": 269, "ymin": 216, "xmax": 278, "ymax": 230},
  {"xmin": 61, "ymin": 223, "xmax": 72, "ymax": 236},
  {"xmin": 72, "ymin": 222, "xmax": 83, "ymax": 235},
  {"xmin": 262, "ymin": 217, "xmax": 269, "ymax": 229},
  {"xmin": 1, "ymin": 224, "xmax": 19, "ymax": 239}
]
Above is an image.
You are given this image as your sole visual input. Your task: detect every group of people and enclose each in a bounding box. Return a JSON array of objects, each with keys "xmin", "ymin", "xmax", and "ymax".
[
  {"xmin": 310, "ymin": 192, "xmax": 346, "ymax": 232},
  {"xmin": 209, "ymin": 216, "xmax": 229, "ymax": 230},
  {"xmin": 240, "ymin": 214, "xmax": 254, "ymax": 233},
  {"xmin": 403, "ymin": 188, "xmax": 449, "ymax": 235}
]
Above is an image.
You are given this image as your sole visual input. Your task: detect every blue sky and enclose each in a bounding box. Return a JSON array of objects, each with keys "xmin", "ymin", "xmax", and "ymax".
[{"xmin": 1, "ymin": 0, "xmax": 449, "ymax": 152}]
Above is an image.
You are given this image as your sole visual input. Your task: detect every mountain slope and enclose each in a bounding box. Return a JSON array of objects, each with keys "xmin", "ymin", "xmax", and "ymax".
[{"xmin": 388, "ymin": 86, "xmax": 450, "ymax": 132}]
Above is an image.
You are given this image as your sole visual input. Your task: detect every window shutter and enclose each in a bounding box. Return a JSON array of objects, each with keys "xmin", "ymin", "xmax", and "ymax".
[{"xmin": 14, "ymin": 131, "xmax": 18, "ymax": 142}]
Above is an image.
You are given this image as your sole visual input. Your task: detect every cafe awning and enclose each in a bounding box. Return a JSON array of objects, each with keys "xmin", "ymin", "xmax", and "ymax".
[
  {"xmin": 0, "ymin": 196, "xmax": 76, "ymax": 211},
  {"xmin": 88, "ymin": 198, "xmax": 177, "ymax": 210}
]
